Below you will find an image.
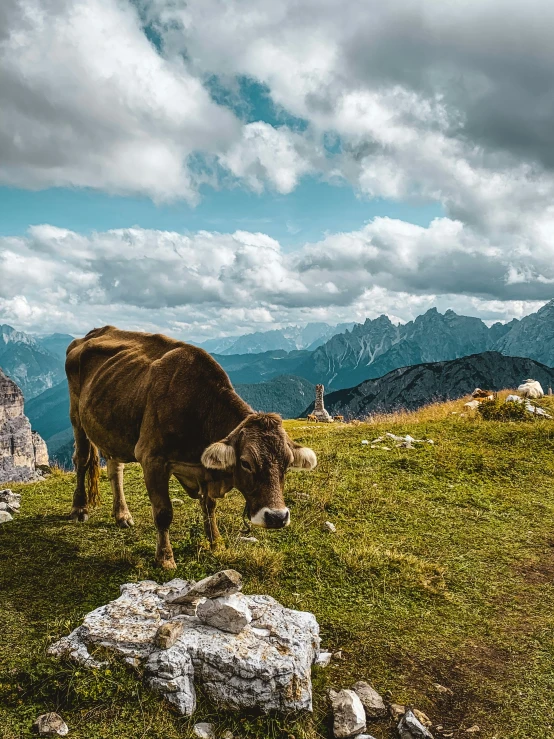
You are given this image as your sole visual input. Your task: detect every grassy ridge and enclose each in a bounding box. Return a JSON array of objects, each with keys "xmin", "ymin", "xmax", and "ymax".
[{"xmin": 1, "ymin": 395, "xmax": 554, "ymax": 738}]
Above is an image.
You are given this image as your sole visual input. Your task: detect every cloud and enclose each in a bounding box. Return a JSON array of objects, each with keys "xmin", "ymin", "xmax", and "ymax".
[{"xmin": 1, "ymin": 219, "xmax": 551, "ymax": 339}]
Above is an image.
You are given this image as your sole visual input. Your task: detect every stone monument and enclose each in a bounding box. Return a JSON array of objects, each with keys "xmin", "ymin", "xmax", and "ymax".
[{"xmin": 313, "ymin": 384, "xmax": 333, "ymax": 422}]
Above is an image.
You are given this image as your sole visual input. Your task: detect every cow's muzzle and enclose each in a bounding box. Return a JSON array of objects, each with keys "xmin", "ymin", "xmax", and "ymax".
[{"xmin": 250, "ymin": 506, "xmax": 290, "ymax": 529}]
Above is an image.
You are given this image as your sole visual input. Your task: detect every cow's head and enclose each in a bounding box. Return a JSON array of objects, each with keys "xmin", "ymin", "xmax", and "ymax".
[{"xmin": 200, "ymin": 413, "xmax": 316, "ymax": 529}]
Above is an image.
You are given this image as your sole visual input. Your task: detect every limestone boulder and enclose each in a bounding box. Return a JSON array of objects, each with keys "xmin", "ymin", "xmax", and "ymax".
[{"xmin": 48, "ymin": 576, "xmax": 321, "ymax": 716}]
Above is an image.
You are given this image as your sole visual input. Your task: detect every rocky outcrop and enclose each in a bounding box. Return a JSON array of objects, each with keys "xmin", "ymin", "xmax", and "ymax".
[
  {"xmin": 48, "ymin": 576, "xmax": 321, "ymax": 716},
  {"xmin": 0, "ymin": 367, "xmax": 48, "ymax": 483}
]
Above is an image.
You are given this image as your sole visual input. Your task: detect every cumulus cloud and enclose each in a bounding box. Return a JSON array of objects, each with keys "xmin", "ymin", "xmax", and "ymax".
[{"xmin": 1, "ymin": 219, "xmax": 552, "ymax": 339}]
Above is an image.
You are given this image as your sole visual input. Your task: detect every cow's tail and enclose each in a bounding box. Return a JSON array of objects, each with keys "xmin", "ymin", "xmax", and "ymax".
[{"xmin": 86, "ymin": 443, "xmax": 101, "ymax": 508}]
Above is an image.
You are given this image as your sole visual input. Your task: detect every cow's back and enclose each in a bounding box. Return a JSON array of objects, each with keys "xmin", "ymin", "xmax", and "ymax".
[{"xmin": 65, "ymin": 326, "xmax": 228, "ymax": 461}]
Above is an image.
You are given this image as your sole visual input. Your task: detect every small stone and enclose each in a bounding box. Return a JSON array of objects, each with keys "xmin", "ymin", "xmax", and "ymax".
[
  {"xmin": 171, "ymin": 498, "xmax": 184, "ymax": 505},
  {"xmin": 193, "ymin": 723, "xmax": 215, "ymax": 739},
  {"xmin": 381, "ymin": 446, "xmax": 391, "ymax": 451},
  {"xmin": 330, "ymin": 689, "xmax": 366, "ymax": 738},
  {"xmin": 354, "ymin": 735, "xmax": 377, "ymax": 739},
  {"xmin": 352, "ymin": 681, "xmax": 387, "ymax": 718},
  {"xmin": 0, "ymin": 510, "xmax": 13, "ymax": 523},
  {"xmin": 361, "ymin": 440, "xmax": 369, "ymax": 445},
  {"xmin": 432, "ymin": 683, "xmax": 453, "ymax": 696},
  {"xmin": 398, "ymin": 708, "xmax": 434, "ymax": 739},
  {"xmin": 222, "ymin": 732, "xmax": 234, "ymax": 739},
  {"xmin": 154, "ymin": 620, "xmax": 184, "ymax": 649},
  {"xmin": 196, "ymin": 593, "xmax": 252, "ymax": 633},
  {"xmin": 333, "ymin": 650, "xmax": 343, "ymax": 660},
  {"xmin": 0, "ymin": 489, "xmax": 20, "ymax": 509},
  {"xmin": 169, "ymin": 569, "xmax": 242, "ymax": 604},
  {"xmin": 389, "ymin": 704, "xmax": 406, "ymax": 719},
  {"xmin": 239, "ymin": 536, "xmax": 258, "ymax": 543},
  {"xmin": 413, "ymin": 709, "xmax": 432, "ymax": 727},
  {"xmin": 315, "ymin": 651, "xmax": 332, "ymax": 667},
  {"xmin": 325, "ymin": 521, "xmax": 337, "ymax": 533},
  {"xmin": 465, "ymin": 727, "xmax": 480, "ymax": 734},
  {"xmin": 32, "ymin": 713, "xmax": 69, "ymax": 736}
]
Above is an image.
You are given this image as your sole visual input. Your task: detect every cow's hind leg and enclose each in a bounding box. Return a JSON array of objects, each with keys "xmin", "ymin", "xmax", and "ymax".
[
  {"xmin": 107, "ymin": 460, "xmax": 134, "ymax": 528},
  {"xmin": 141, "ymin": 457, "xmax": 175, "ymax": 569},
  {"xmin": 70, "ymin": 422, "xmax": 91, "ymax": 522}
]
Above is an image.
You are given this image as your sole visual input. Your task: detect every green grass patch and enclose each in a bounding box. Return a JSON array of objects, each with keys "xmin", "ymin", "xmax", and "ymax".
[{"xmin": 2, "ymin": 401, "xmax": 554, "ymax": 737}]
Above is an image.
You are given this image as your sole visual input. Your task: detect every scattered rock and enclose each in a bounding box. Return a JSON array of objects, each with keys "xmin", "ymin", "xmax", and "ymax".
[
  {"xmin": 315, "ymin": 651, "xmax": 332, "ymax": 667},
  {"xmin": 525, "ymin": 403, "xmax": 552, "ymax": 418},
  {"xmin": 48, "ymin": 578, "xmax": 320, "ymax": 716},
  {"xmin": 32, "ymin": 713, "xmax": 69, "ymax": 736},
  {"xmin": 505, "ymin": 394, "xmax": 523, "ymax": 403},
  {"xmin": 325, "ymin": 521, "xmax": 337, "ymax": 533},
  {"xmin": 333, "ymin": 650, "xmax": 343, "ymax": 660},
  {"xmin": 464, "ymin": 727, "xmax": 480, "ymax": 734},
  {"xmin": 389, "ymin": 704, "xmax": 406, "ymax": 720},
  {"xmin": 330, "ymin": 689, "xmax": 366, "ymax": 738},
  {"xmin": 193, "ymin": 723, "xmax": 215, "ymax": 739},
  {"xmin": 0, "ymin": 510, "xmax": 13, "ymax": 523},
  {"xmin": 398, "ymin": 708, "xmax": 434, "ymax": 738},
  {"xmin": 381, "ymin": 446, "xmax": 391, "ymax": 451},
  {"xmin": 196, "ymin": 593, "xmax": 252, "ymax": 634},
  {"xmin": 413, "ymin": 709, "xmax": 432, "ymax": 727},
  {"xmin": 169, "ymin": 569, "xmax": 242, "ymax": 604},
  {"xmin": 464, "ymin": 400, "xmax": 480, "ymax": 410},
  {"xmin": 352, "ymin": 681, "xmax": 387, "ymax": 718},
  {"xmin": 239, "ymin": 536, "xmax": 259, "ymax": 543},
  {"xmin": 432, "ymin": 683, "xmax": 453, "ymax": 696},
  {"xmin": 354, "ymin": 735, "xmax": 377, "ymax": 739},
  {"xmin": 171, "ymin": 498, "xmax": 185, "ymax": 505},
  {"xmin": 155, "ymin": 620, "xmax": 185, "ymax": 649},
  {"xmin": 0, "ymin": 489, "xmax": 20, "ymax": 509},
  {"xmin": 361, "ymin": 440, "xmax": 369, "ymax": 445},
  {"xmin": 222, "ymin": 732, "xmax": 234, "ymax": 739}
]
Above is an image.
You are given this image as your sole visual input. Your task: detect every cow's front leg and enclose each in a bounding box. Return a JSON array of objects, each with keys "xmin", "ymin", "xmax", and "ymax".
[
  {"xmin": 141, "ymin": 457, "xmax": 175, "ymax": 569},
  {"xmin": 200, "ymin": 487, "xmax": 221, "ymax": 547}
]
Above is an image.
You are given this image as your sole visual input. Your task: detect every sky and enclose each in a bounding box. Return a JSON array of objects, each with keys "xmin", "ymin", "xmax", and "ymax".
[{"xmin": 1, "ymin": 0, "xmax": 554, "ymax": 341}]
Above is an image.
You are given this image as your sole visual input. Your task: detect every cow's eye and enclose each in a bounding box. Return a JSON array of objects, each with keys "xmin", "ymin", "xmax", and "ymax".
[{"xmin": 240, "ymin": 459, "xmax": 252, "ymax": 472}]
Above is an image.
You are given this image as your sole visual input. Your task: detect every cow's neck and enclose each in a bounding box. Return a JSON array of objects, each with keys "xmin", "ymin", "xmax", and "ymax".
[{"xmin": 205, "ymin": 386, "xmax": 252, "ymax": 441}]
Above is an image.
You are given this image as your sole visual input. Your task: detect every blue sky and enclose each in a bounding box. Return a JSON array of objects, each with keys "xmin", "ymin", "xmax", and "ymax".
[
  {"xmin": 1, "ymin": 0, "xmax": 553, "ymax": 339},
  {"xmin": 0, "ymin": 183, "xmax": 443, "ymax": 248}
]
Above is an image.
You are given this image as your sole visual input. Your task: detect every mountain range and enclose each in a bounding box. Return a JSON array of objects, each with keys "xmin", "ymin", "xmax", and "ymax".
[
  {"xmin": 305, "ymin": 352, "xmax": 554, "ymax": 419},
  {"xmin": 199, "ymin": 322, "xmax": 354, "ymax": 355}
]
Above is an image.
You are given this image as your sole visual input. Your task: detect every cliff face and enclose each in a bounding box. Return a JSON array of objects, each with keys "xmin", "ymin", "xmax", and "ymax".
[{"xmin": 0, "ymin": 367, "xmax": 49, "ymax": 483}]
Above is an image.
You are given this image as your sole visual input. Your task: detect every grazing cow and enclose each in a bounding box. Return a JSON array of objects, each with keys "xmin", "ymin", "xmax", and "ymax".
[
  {"xmin": 65, "ymin": 327, "xmax": 317, "ymax": 569},
  {"xmin": 333, "ymin": 415, "xmax": 344, "ymax": 422},
  {"xmin": 518, "ymin": 379, "xmax": 544, "ymax": 399},
  {"xmin": 307, "ymin": 413, "xmax": 318, "ymax": 422}
]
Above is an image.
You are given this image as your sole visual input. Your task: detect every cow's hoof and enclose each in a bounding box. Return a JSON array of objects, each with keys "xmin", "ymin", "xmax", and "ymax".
[
  {"xmin": 156, "ymin": 557, "xmax": 177, "ymax": 570},
  {"xmin": 70, "ymin": 508, "xmax": 89, "ymax": 522},
  {"xmin": 116, "ymin": 516, "xmax": 134, "ymax": 528}
]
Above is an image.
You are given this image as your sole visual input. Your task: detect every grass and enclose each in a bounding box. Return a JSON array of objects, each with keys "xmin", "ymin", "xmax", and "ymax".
[{"xmin": 2, "ymin": 393, "xmax": 554, "ymax": 738}]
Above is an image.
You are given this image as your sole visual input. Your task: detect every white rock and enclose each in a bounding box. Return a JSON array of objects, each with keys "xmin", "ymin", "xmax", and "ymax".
[
  {"xmin": 315, "ymin": 651, "xmax": 332, "ymax": 667},
  {"xmin": 505, "ymin": 394, "xmax": 523, "ymax": 403},
  {"xmin": 352, "ymin": 681, "xmax": 387, "ymax": 718},
  {"xmin": 354, "ymin": 735, "xmax": 377, "ymax": 739},
  {"xmin": 325, "ymin": 521, "xmax": 337, "ymax": 533},
  {"xmin": 193, "ymin": 722, "xmax": 215, "ymax": 739},
  {"xmin": 239, "ymin": 536, "xmax": 259, "ymax": 543},
  {"xmin": 0, "ymin": 489, "xmax": 20, "ymax": 509},
  {"xmin": 196, "ymin": 593, "xmax": 252, "ymax": 634},
  {"xmin": 222, "ymin": 732, "xmax": 235, "ymax": 739},
  {"xmin": 361, "ymin": 440, "xmax": 369, "ymax": 445},
  {"xmin": 169, "ymin": 569, "xmax": 242, "ymax": 604},
  {"xmin": 0, "ymin": 510, "xmax": 13, "ymax": 523},
  {"xmin": 464, "ymin": 400, "xmax": 480, "ymax": 410},
  {"xmin": 331, "ymin": 689, "xmax": 366, "ymax": 738},
  {"xmin": 32, "ymin": 713, "xmax": 69, "ymax": 736},
  {"xmin": 48, "ymin": 579, "xmax": 320, "ymax": 716},
  {"xmin": 525, "ymin": 403, "xmax": 552, "ymax": 418},
  {"xmin": 171, "ymin": 498, "xmax": 185, "ymax": 505},
  {"xmin": 397, "ymin": 708, "xmax": 434, "ymax": 739}
]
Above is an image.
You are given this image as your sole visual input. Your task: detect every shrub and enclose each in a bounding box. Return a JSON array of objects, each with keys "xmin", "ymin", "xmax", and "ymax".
[{"xmin": 478, "ymin": 397, "xmax": 530, "ymax": 422}]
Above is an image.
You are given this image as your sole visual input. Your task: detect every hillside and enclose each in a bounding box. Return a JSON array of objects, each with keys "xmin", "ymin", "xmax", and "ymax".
[
  {"xmin": 236, "ymin": 375, "xmax": 315, "ymax": 417},
  {"xmin": 2, "ymin": 408, "xmax": 554, "ymax": 738},
  {"xmin": 304, "ymin": 351, "xmax": 554, "ymax": 419}
]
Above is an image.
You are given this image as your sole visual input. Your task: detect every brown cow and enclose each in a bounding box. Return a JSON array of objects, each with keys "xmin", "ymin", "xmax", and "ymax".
[{"xmin": 65, "ymin": 326, "xmax": 317, "ymax": 569}]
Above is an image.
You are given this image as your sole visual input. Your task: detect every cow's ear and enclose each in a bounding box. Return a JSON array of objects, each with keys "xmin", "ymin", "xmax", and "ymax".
[
  {"xmin": 290, "ymin": 444, "xmax": 317, "ymax": 470},
  {"xmin": 201, "ymin": 441, "xmax": 236, "ymax": 470}
]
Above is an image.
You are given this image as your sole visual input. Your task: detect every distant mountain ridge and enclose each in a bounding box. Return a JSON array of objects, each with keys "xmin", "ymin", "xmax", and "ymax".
[
  {"xmin": 200, "ymin": 322, "xmax": 354, "ymax": 355},
  {"xmin": 304, "ymin": 351, "xmax": 554, "ymax": 419}
]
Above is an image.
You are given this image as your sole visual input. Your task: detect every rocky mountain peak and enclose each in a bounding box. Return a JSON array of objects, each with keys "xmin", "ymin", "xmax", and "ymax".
[{"xmin": 0, "ymin": 367, "xmax": 49, "ymax": 483}]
